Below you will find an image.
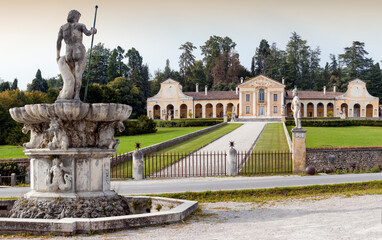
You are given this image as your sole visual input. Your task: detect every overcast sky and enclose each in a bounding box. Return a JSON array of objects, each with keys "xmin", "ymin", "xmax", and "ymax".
[{"xmin": 1, "ymin": 0, "xmax": 382, "ymax": 90}]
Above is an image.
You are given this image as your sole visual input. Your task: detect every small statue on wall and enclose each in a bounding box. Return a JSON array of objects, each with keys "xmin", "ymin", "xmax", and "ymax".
[
  {"xmin": 48, "ymin": 118, "xmax": 69, "ymax": 150},
  {"xmin": 340, "ymin": 107, "xmax": 347, "ymax": 119},
  {"xmin": 291, "ymin": 87, "xmax": 302, "ymax": 129},
  {"xmin": 46, "ymin": 158, "xmax": 72, "ymax": 191},
  {"xmin": 98, "ymin": 121, "xmax": 125, "ymax": 149}
]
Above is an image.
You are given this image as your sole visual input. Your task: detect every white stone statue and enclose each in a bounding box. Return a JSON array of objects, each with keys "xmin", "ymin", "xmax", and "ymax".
[
  {"xmin": 291, "ymin": 88, "xmax": 302, "ymax": 129},
  {"xmin": 340, "ymin": 107, "xmax": 347, "ymax": 119},
  {"xmin": 230, "ymin": 105, "xmax": 236, "ymax": 122},
  {"xmin": 56, "ymin": 10, "xmax": 97, "ymax": 101},
  {"xmin": 48, "ymin": 118, "xmax": 69, "ymax": 150},
  {"xmin": 98, "ymin": 121, "xmax": 125, "ymax": 149},
  {"xmin": 46, "ymin": 158, "xmax": 72, "ymax": 191},
  {"xmin": 22, "ymin": 123, "xmax": 49, "ymax": 149}
]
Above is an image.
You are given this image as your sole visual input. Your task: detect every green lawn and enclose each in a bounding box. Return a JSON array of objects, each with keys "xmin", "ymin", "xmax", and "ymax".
[
  {"xmin": 112, "ymin": 123, "xmax": 243, "ymax": 178},
  {"xmin": 241, "ymin": 123, "xmax": 291, "ymax": 175},
  {"xmin": 115, "ymin": 127, "xmax": 208, "ymax": 154},
  {"xmin": 0, "ymin": 145, "xmax": 25, "ymax": 159},
  {"xmin": 287, "ymin": 126, "xmax": 382, "ymax": 148},
  {"xmin": 254, "ymin": 123, "xmax": 290, "ymax": 151},
  {"xmin": 0, "ymin": 127, "xmax": 208, "ymax": 159}
]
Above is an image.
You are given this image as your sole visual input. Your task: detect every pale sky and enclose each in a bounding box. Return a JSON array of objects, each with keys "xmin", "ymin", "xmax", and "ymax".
[{"xmin": 1, "ymin": 0, "xmax": 382, "ymax": 90}]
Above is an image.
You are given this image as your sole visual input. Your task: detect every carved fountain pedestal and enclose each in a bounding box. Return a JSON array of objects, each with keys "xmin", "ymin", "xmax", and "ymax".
[{"xmin": 9, "ymin": 102, "xmax": 132, "ymax": 201}]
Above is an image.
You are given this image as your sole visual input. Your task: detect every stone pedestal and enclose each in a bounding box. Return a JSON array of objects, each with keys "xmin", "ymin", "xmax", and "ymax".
[
  {"xmin": 133, "ymin": 149, "xmax": 144, "ymax": 180},
  {"xmin": 24, "ymin": 149, "xmax": 116, "ymax": 199},
  {"xmin": 223, "ymin": 115, "xmax": 228, "ymax": 122},
  {"xmin": 292, "ymin": 128, "xmax": 307, "ymax": 173},
  {"xmin": 226, "ymin": 145, "xmax": 238, "ymax": 176}
]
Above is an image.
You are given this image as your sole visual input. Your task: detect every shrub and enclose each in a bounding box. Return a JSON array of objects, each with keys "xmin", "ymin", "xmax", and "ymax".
[
  {"xmin": 0, "ymin": 161, "xmax": 25, "ymax": 177},
  {"xmin": 285, "ymin": 119, "xmax": 382, "ymax": 127},
  {"xmin": 117, "ymin": 115, "xmax": 157, "ymax": 136},
  {"xmin": 156, "ymin": 119, "xmax": 223, "ymax": 127},
  {"xmin": 371, "ymin": 166, "xmax": 380, "ymax": 173}
]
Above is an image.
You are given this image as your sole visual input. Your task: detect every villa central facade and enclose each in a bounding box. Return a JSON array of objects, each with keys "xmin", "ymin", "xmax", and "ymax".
[{"xmin": 147, "ymin": 75, "xmax": 379, "ymax": 120}]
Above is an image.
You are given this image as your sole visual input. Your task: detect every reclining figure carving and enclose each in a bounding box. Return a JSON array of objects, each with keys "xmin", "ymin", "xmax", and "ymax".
[{"xmin": 97, "ymin": 121, "xmax": 125, "ymax": 149}]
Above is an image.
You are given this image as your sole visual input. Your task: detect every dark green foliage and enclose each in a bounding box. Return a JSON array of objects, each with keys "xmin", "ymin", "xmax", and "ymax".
[
  {"xmin": 156, "ymin": 119, "xmax": 223, "ymax": 127},
  {"xmin": 11, "ymin": 79, "xmax": 18, "ymax": 90},
  {"xmin": 27, "ymin": 69, "xmax": 49, "ymax": 92},
  {"xmin": 285, "ymin": 119, "xmax": 382, "ymax": 127},
  {"xmin": 0, "ymin": 81, "xmax": 10, "ymax": 92},
  {"xmin": 117, "ymin": 115, "xmax": 157, "ymax": 136},
  {"xmin": 0, "ymin": 161, "xmax": 25, "ymax": 177}
]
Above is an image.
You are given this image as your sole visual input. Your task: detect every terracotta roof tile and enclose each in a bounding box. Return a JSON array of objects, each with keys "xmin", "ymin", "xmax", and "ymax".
[
  {"xmin": 184, "ymin": 91, "xmax": 239, "ymax": 100},
  {"xmin": 285, "ymin": 90, "xmax": 343, "ymax": 100}
]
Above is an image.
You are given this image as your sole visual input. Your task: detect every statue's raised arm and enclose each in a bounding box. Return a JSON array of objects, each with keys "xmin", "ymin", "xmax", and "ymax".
[{"xmin": 56, "ymin": 10, "xmax": 97, "ymax": 102}]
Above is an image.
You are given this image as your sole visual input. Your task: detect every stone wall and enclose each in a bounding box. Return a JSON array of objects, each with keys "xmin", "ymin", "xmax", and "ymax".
[{"xmin": 306, "ymin": 147, "xmax": 382, "ymax": 172}]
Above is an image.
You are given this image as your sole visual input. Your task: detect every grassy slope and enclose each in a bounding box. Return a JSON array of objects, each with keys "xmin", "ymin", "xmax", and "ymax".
[
  {"xmin": 287, "ymin": 125, "xmax": 382, "ymax": 148},
  {"xmin": 113, "ymin": 123, "xmax": 243, "ymax": 177},
  {"xmin": 254, "ymin": 123, "xmax": 289, "ymax": 151},
  {"xmin": 242, "ymin": 123, "xmax": 291, "ymax": 174},
  {"xmin": 0, "ymin": 127, "xmax": 208, "ymax": 159}
]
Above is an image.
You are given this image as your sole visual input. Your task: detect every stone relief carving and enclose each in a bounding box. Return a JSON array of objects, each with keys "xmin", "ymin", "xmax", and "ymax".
[
  {"xmin": 46, "ymin": 158, "xmax": 72, "ymax": 191},
  {"xmin": 291, "ymin": 88, "xmax": 302, "ymax": 129},
  {"xmin": 22, "ymin": 123, "xmax": 50, "ymax": 149},
  {"xmin": 48, "ymin": 118, "xmax": 70, "ymax": 150},
  {"xmin": 98, "ymin": 121, "xmax": 125, "ymax": 149}
]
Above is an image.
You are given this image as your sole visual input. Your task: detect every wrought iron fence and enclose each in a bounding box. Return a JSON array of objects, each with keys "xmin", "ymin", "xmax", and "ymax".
[
  {"xmin": 111, "ymin": 150, "xmax": 292, "ymax": 179},
  {"xmin": 110, "ymin": 153, "xmax": 133, "ymax": 179}
]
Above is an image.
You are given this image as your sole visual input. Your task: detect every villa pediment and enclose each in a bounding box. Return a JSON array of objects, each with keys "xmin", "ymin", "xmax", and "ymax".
[{"xmin": 238, "ymin": 75, "xmax": 285, "ymax": 89}]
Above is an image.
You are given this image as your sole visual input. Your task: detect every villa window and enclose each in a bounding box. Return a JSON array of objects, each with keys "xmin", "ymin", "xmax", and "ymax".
[
  {"xmin": 259, "ymin": 89, "xmax": 265, "ymax": 103},
  {"xmin": 273, "ymin": 94, "xmax": 277, "ymax": 102},
  {"xmin": 246, "ymin": 106, "xmax": 250, "ymax": 114},
  {"xmin": 246, "ymin": 94, "xmax": 250, "ymax": 102},
  {"xmin": 273, "ymin": 106, "xmax": 277, "ymax": 114}
]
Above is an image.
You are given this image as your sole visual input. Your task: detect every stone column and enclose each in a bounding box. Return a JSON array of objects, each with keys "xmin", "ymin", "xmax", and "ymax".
[
  {"xmin": 226, "ymin": 142, "xmax": 238, "ymax": 176},
  {"xmin": 202, "ymin": 104, "xmax": 206, "ymax": 118},
  {"xmin": 292, "ymin": 128, "xmax": 307, "ymax": 173},
  {"xmin": 267, "ymin": 91, "xmax": 271, "ymax": 116},
  {"xmin": 324, "ymin": 104, "xmax": 327, "ymax": 117},
  {"xmin": 212, "ymin": 104, "xmax": 216, "ymax": 118},
  {"xmin": 313, "ymin": 103, "xmax": 317, "ymax": 117},
  {"xmin": 303, "ymin": 103, "xmax": 308, "ymax": 117},
  {"xmin": 253, "ymin": 92, "xmax": 256, "ymax": 117},
  {"xmin": 223, "ymin": 104, "xmax": 228, "ymax": 122},
  {"xmin": 239, "ymin": 93, "xmax": 243, "ymax": 117},
  {"xmin": 133, "ymin": 149, "xmax": 144, "ymax": 180}
]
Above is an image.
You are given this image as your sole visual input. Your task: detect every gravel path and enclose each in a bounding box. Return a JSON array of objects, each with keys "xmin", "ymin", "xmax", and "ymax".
[
  {"xmin": 154, "ymin": 122, "xmax": 267, "ymax": 177},
  {"xmin": 4, "ymin": 194, "xmax": 381, "ymax": 240}
]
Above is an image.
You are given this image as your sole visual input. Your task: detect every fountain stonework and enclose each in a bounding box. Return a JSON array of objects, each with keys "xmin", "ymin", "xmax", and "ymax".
[{"xmin": 0, "ymin": 9, "xmax": 197, "ymax": 234}]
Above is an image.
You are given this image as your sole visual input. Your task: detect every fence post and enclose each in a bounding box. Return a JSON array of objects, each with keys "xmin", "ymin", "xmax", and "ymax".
[
  {"xmin": 133, "ymin": 143, "xmax": 144, "ymax": 180},
  {"xmin": 0, "ymin": 174, "xmax": 2, "ymax": 184},
  {"xmin": 11, "ymin": 173, "xmax": 16, "ymax": 186},
  {"xmin": 227, "ymin": 141, "xmax": 238, "ymax": 176},
  {"xmin": 25, "ymin": 169, "xmax": 30, "ymax": 184},
  {"xmin": 291, "ymin": 128, "xmax": 307, "ymax": 173}
]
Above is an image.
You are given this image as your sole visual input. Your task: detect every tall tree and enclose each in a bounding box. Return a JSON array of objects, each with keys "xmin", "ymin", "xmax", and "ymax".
[
  {"xmin": 254, "ymin": 39, "xmax": 271, "ymax": 75},
  {"xmin": 11, "ymin": 78, "xmax": 18, "ymax": 90},
  {"xmin": 107, "ymin": 49, "xmax": 120, "ymax": 82},
  {"xmin": 28, "ymin": 69, "xmax": 48, "ymax": 92},
  {"xmin": 83, "ymin": 43, "xmax": 111, "ymax": 85},
  {"xmin": 340, "ymin": 41, "xmax": 372, "ymax": 79},
  {"xmin": 179, "ymin": 42, "xmax": 197, "ymax": 78}
]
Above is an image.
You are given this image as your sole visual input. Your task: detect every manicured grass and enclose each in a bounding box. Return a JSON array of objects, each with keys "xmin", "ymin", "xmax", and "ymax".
[
  {"xmin": 287, "ymin": 125, "xmax": 382, "ymax": 148},
  {"xmin": 253, "ymin": 123, "xmax": 289, "ymax": 151},
  {"xmin": 0, "ymin": 145, "xmax": 25, "ymax": 159},
  {"xmin": 115, "ymin": 127, "xmax": 208, "ymax": 154},
  {"xmin": 112, "ymin": 123, "xmax": 243, "ymax": 177},
  {"xmin": 0, "ymin": 127, "xmax": 208, "ymax": 160},
  {"xmin": 241, "ymin": 123, "xmax": 291, "ymax": 174},
  {"xmin": 151, "ymin": 180, "xmax": 382, "ymax": 203}
]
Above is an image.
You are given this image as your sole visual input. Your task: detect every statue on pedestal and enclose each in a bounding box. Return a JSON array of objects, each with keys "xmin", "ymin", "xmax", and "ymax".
[
  {"xmin": 56, "ymin": 10, "xmax": 97, "ymax": 101},
  {"xmin": 291, "ymin": 88, "xmax": 302, "ymax": 129}
]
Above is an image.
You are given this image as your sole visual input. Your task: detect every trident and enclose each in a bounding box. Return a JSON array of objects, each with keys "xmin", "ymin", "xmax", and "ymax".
[{"xmin": 83, "ymin": 5, "xmax": 98, "ymax": 103}]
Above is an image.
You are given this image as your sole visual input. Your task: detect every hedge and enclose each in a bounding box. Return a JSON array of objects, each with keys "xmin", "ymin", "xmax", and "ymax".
[
  {"xmin": 0, "ymin": 161, "xmax": 25, "ymax": 177},
  {"xmin": 285, "ymin": 119, "xmax": 382, "ymax": 127},
  {"xmin": 116, "ymin": 115, "xmax": 157, "ymax": 136},
  {"xmin": 156, "ymin": 119, "xmax": 223, "ymax": 127}
]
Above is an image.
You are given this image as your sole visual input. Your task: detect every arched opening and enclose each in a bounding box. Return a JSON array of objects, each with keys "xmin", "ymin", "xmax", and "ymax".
[
  {"xmin": 166, "ymin": 104, "xmax": 174, "ymax": 120},
  {"xmin": 153, "ymin": 105, "xmax": 161, "ymax": 119},
  {"xmin": 286, "ymin": 103, "xmax": 292, "ymax": 117},
  {"xmin": 341, "ymin": 103, "xmax": 348, "ymax": 117},
  {"xmin": 258, "ymin": 89, "xmax": 265, "ymax": 103},
  {"xmin": 227, "ymin": 103, "xmax": 233, "ymax": 118},
  {"xmin": 327, "ymin": 103, "xmax": 334, "ymax": 117},
  {"xmin": 216, "ymin": 103, "xmax": 223, "ymax": 118},
  {"xmin": 366, "ymin": 104, "xmax": 373, "ymax": 118},
  {"xmin": 180, "ymin": 104, "xmax": 187, "ymax": 118},
  {"xmin": 354, "ymin": 104, "xmax": 361, "ymax": 118},
  {"xmin": 307, "ymin": 103, "xmax": 314, "ymax": 117},
  {"xmin": 317, "ymin": 103, "xmax": 324, "ymax": 117},
  {"xmin": 206, "ymin": 103, "xmax": 213, "ymax": 118},
  {"xmin": 195, "ymin": 104, "xmax": 202, "ymax": 118}
]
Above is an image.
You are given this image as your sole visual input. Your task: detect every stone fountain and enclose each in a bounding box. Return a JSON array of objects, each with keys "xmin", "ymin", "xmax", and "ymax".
[{"xmin": 7, "ymin": 9, "xmax": 133, "ymax": 219}]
